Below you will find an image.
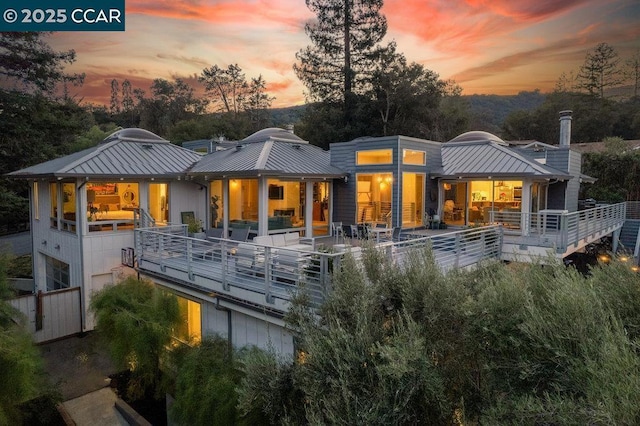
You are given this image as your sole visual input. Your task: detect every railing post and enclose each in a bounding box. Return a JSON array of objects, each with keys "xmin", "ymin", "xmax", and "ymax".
[
  {"xmin": 222, "ymin": 240, "xmax": 229, "ymax": 291},
  {"xmin": 186, "ymin": 238, "xmax": 194, "ymax": 280},
  {"xmin": 264, "ymin": 247, "xmax": 273, "ymax": 304},
  {"xmin": 455, "ymin": 233, "xmax": 461, "ymax": 268},
  {"xmin": 559, "ymin": 212, "xmax": 568, "ymax": 251}
]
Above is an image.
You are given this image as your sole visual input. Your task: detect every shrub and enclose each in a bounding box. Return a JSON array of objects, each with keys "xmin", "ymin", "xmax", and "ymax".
[{"xmin": 90, "ymin": 276, "xmax": 181, "ymax": 400}]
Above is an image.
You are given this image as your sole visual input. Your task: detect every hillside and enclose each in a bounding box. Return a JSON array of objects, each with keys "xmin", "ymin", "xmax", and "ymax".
[
  {"xmin": 466, "ymin": 90, "xmax": 546, "ymax": 135},
  {"xmin": 268, "ymin": 91, "xmax": 548, "ymax": 135}
]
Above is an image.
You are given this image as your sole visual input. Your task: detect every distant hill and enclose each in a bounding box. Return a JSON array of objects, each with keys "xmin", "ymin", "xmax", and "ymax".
[
  {"xmin": 269, "ymin": 105, "xmax": 307, "ymax": 127},
  {"xmin": 267, "ymin": 91, "xmax": 548, "ymax": 134},
  {"xmin": 465, "ymin": 90, "xmax": 547, "ymax": 135}
]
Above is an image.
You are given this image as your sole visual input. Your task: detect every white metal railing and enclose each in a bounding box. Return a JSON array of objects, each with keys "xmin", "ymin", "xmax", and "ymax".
[
  {"xmin": 487, "ymin": 203, "xmax": 626, "ymax": 250},
  {"xmin": 136, "ymin": 208, "xmax": 156, "ymax": 228},
  {"xmin": 134, "ymin": 225, "xmax": 503, "ymax": 310}
]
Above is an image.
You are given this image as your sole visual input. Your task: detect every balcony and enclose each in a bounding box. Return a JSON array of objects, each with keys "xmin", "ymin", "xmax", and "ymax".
[
  {"xmin": 134, "ymin": 225, "xmax": 504, "ymax": 315},
  {"xmin": 496, "ymin": 203, "xmax": 626, "ymax": 260}
]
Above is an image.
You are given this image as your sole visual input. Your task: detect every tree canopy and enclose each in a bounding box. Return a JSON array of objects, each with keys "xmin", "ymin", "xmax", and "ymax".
[{"xmin": 0, "ymin": 32, "xmax": 84, "ymax": 95}]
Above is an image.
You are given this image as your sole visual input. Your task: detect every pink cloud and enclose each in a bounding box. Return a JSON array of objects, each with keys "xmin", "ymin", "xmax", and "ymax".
[
  {"xmin": 383, "ymin": 0, "xmax": 592, "ymax": 54},
  {"xmin": 127, "ymin": 0, "xmax": 311, "ymax": 31}
]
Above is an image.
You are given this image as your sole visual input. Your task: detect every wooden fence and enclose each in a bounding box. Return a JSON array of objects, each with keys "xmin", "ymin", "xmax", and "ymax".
[{"xmin": 9, "ymin": 287, "xmax": 82, "ymax": 343}]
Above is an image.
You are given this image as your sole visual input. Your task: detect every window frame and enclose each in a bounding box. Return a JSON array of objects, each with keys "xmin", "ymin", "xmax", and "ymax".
[
  {"xmin": 356, "ymin": 149, "xmax": 393, "ymax": 165},
  {"xmin": 402, "ymin": 149, "xmax": 426, "ymax": 166}
]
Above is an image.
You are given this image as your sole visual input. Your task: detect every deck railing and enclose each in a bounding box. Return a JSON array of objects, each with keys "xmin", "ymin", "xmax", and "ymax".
[
  {"xmin": 490, "ymin": 203, "xmax": 626, "ymax": 250},
  {"xmin": 134, "ymin": 225, "xmax": 503, "ymax": 311}
]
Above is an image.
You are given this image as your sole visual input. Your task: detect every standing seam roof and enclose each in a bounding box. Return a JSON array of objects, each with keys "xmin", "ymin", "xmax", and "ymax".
[{"xmin": 434, "ymin": 141, "xmax": 571, "ymax": 178}]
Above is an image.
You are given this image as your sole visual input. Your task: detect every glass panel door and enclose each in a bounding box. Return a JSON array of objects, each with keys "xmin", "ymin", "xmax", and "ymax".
[{"xmin": 402, "ymin": 173, "xmax": 424, "ymax": 227}]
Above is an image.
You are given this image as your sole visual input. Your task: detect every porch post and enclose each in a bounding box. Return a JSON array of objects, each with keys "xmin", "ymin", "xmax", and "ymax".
[
  {"xmin": 305, "ymin": 181, "xmax": 313, "ymax": 237},
  {"xmin": 258, "ymin": 177, "xmax": 268, "ymax": 236},
  {"xmin": 222, "ymin": 179, "xmax": 229, "ymax": 238},
  {"xmin": 521, "ymin": 179, "xmax": 532, "ymax": 236}
]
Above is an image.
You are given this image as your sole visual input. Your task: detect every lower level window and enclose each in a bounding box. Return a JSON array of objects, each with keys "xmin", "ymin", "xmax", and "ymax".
[{"xmin": 45, "ymin": 256, "xmax": 70, "ymax": 291}]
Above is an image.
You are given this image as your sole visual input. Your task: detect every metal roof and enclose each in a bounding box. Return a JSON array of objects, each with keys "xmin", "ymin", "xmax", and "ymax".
[
  {"xmin": 189, "ymin": 140, "xmax": 345, "ymax": 178},
  {"xmin": 432, "ymin": 140, "xmax": 572, "ymax": 180},
  {"xmin": 240, "ymin": 127, "xmax": 305, "ymax": 144},
  {"xmin": 8, "ymin": 129, "xmax": 202, "ymax": 179}
]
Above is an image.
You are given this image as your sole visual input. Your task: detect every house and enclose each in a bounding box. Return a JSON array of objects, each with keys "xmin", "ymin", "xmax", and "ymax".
[{"xmin": 7, "ymin": 111, "xmax": 628, "ymax": 351}]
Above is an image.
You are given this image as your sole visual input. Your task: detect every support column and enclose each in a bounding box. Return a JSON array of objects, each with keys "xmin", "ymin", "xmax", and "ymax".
[
  {"xmin": 222, "ymin": 179, "xmax": 229, "ymax": 238},
  {"xmin": 521, "ymin": 179, "xmax": 532, "ymax": 236},
  {"xmin": 305, "ymin": 181, "xmax": 313, "ymax": 237},
  {"xmin": 258, "ymin": 177, "xmax": 268, "ymax": 236}
]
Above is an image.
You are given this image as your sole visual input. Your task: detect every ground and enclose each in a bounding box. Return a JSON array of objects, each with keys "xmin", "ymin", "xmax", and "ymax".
[{"xmin": 40, "ymin": 332, "xmax": 117, "ymax": 401}]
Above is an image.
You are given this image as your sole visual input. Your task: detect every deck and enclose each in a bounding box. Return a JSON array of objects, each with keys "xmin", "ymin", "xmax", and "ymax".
[
  {"xmin": 133, "ymin": 203, "xmax": 627, "ymax": 316},
  {"xmin": 135, "ymin": 225, "xmax": 503, "ymax": 315}
]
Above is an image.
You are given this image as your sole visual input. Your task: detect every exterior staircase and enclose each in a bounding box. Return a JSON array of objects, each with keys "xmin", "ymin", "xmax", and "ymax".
[{"xmin": 618, "ymin": 219, "xmax": 640, "ymax": 260}]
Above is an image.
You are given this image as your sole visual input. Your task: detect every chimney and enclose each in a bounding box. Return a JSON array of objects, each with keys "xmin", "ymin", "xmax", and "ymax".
[
  {"xmin": 559, "ymin": 110, "xmax": 572, "ymax": 147},
  {"xmin": 285, "ymin": 124, "xmax": 295, "ymax": 134}
]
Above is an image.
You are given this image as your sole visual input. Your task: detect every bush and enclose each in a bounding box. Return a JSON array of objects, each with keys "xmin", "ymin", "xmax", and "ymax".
[
  {"xmin": 90, "ymin": 277, "xmax": 181, "ymax": 400},
  {"xmin": 239, "ymin": 246, "xmax": 640, "ymax": 425},
  {"xmin": 170, "ymin": 336, "xmax": 245, "ymax": 425}
]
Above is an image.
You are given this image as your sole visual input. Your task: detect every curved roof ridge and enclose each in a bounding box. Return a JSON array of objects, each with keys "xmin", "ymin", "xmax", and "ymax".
[
  {"xmin": 241, "ymin": 127, "xmax": 306, "ymax": 144},
  {"xmin": 448, "ymin": 130, "xmax": 507, "ymax": 146},
  {"xmin": 102, "ymin": 128, "xmax": 168, "ymax": 144}
]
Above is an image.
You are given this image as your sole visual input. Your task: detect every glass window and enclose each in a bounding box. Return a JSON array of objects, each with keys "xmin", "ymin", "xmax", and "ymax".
[
  {"xmin": 87, "ymin": 182, "xmax": 138, "ymax": 232},
  {"xmin": 356, "ymin": 149, "xmax": 392, "ymax": 165},
  {"xmin": 33, "ymin": 182, "xmax": 39, "ymax": 220},
  {"xmin": 50, "ymin": 182, "xmax": 58, "ymax": 229},
  {"xmin": 229, "ymin": 178, "xmax": 258, "ymax": 230},
  {"xmin": 210, "ymin": 180, "xmax": 223, "ymax": 229},
  {"xmin": 402, "ymin": 173, "xmax": 424, "ymax": 227},
  {"xmin": 467, "ymin": 180, "xmax": 522, "ymax": 225},
  {"xmin": 312, "ymin": 182, "xmax": 330, "ymax": 236},
  {"xmin": 402, "ymin": 149, "xmax": 426, "ymax": 165},
  {"xmin": 173, "ymin": 295, "xmax": 201, "ymax": 344},
  {"xmin": 61, "ymin": 182, "xmax": 76, "ymax": 233},
  {"xmin": 148, "ymin": 183, "xmax": 169, "ymax": 225},
  {"xmin": 45, "ymin": 255, "xmax": 70, "ymax": 291},
  {"xmin": 267, "ymin": 179, "xmax": 304, "ymax": 231},
  {"xmin": 356, "ymin": 173, "xmax": 392, "ymax": 224}
]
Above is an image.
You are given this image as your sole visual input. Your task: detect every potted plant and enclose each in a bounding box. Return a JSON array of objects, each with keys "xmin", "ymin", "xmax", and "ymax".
[{"xmin": 187, "ymin": 217, "xmax": 205, "ymax": 239}]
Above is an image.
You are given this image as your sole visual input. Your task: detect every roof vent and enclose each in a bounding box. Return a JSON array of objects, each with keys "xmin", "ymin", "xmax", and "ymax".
[
  {"xmin": 141, "ymin": 144, "xmax": 153, "ymax": 149},
  {"xmin": 235, "ymin": 144, "xmax": 244, "ymax": 151},
  {"xmin": 292, "ymin": 144, "xmax": 301, "ymax": 149}
]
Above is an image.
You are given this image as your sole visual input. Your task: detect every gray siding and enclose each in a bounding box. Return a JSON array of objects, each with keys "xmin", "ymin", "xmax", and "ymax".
[
  {"xmin": 330, "ymin": 141, "xmax": 358, "ymax": 224},
  {"xmin": 565, "ymin": 151, "xmax": 582, "ymax": 211},
  {"xmin": 329, "ymin": 136, "xmax": 441, "ymax": 227},
  {"xmin": 545, "ymin": 149, "xmax": 569, "ymax": 172}
]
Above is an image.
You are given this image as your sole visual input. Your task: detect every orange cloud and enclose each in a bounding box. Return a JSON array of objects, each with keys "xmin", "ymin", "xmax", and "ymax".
[
  {"xmin": 156, "ymin": 53, "xmax": 210, "ymax": 68},
  {"xmin": 127, "ymin": 0, "xmax": 311, "ymax": 31},
  {"xmin": 383, "ymin": 0, "xmax": 592, "ymax": 55},
  {"xmin": 266, "ymin": 79, "xmax": 294, "ymax": 94}
]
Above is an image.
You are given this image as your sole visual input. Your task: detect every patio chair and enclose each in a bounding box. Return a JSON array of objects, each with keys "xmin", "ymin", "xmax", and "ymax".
[
  {"xmin": 235, "ymin": 243, "xmax": 264, "ymax": 277},
  {"xmin": 206, "ymin": 228, "xmax": 224, "ymax": 239},
  {"xmin": 356, "ymin": 223, "xmax": 370, "ymax": 239},
  {"xmin": 342, "ymin": 224, "xmax": 356, "ymax": 239},
  {"xmin": 229, "ymin": 227, "xmax": 250, "ymax": 242},
  {"xmin": 331, "ymin": 221, "xmax": 344, "ymax": 242},
  {"xmin": 392, "ymin": 227, "xmax": 403, "ymax": 242}
]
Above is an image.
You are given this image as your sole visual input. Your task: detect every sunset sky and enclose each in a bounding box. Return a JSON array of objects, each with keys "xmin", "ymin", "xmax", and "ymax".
[{"xmin": 49, "ymin": 0, "xmax": 640, "ymax": 108}]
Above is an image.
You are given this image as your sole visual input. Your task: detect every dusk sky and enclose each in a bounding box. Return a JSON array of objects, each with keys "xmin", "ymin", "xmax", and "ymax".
[{"xmin": 49, "ymin": 0, "xmax": 640, "ymax": 108}]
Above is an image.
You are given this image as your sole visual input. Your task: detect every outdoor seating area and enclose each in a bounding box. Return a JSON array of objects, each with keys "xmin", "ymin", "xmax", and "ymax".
[{"xmin": 334, "ymin": 222, "xmax": 398, "ymax": 243}]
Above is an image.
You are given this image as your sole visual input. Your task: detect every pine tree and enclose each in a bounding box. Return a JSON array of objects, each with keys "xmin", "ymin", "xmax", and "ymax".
[
  {"xmin": 577, "ymin": 42, "xmax": 622, "ymax": 98},
  {"xmin": 294, "ymin": 0, "xmax": 390, "ymax": 104},
  {"xmin": 0, "ymin": 32, "xmax": 84, "ymax": 94},
  {"xmin": 109, "ymin": 78, "xmax": 120, "ymax": 114}
]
